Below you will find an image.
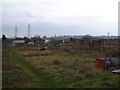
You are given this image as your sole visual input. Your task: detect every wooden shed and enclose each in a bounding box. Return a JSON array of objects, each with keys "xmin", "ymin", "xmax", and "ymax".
[
  {"xmin": 96, "ymin": 57, "xmax": 120, "ymax": 69},
  {"xmin": 96, "ymin": 58, "xmax": 106, "ymax": 69}
]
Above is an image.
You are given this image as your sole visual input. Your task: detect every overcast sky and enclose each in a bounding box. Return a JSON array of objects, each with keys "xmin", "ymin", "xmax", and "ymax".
[{"xmin": 1, "ymin": 0, "xmax": 120, "ymax": 38}]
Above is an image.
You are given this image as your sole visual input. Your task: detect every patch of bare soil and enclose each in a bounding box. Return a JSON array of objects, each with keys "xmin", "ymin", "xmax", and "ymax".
[{"xmin": 23, "ymin": 53, "xmax": 49, "ymax": 57}]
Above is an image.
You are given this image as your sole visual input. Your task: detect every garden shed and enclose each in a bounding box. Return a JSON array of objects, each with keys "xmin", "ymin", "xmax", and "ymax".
[{"xmin": 96, "ymin": 57, "xmax": 120, "ymax": 69}]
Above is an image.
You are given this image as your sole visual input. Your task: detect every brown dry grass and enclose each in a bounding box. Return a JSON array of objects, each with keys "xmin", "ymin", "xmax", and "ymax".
[
  {"xmin": 16, "ymin": 46, "xmax": 119, "ymax": 88},
  {"xmin": 22, "ymin": 48, "xmax": 104, "ymax": 75}
]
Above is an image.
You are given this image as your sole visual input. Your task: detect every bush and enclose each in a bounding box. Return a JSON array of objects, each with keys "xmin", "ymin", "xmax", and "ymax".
[{"xmin": 52, "ymin": 59, "xmax": 61, "ymax": 65}]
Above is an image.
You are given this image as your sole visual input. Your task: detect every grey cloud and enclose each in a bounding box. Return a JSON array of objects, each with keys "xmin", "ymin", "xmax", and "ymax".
[{"xmin": 2, "ymin": 20, "xmax": 118, "ymax": 38}]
